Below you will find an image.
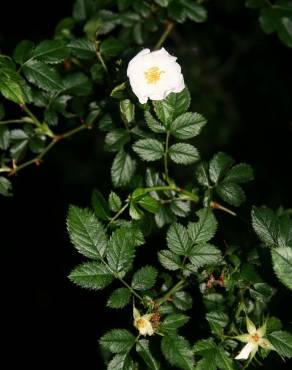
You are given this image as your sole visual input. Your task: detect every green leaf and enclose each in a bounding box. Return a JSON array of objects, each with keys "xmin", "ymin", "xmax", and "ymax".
[
  {"xmin": 106, "ymin": 226, "xmax": 136, "ymax": 275},
  {"xmin": 271, "ymin": 247, "xmax": 292, "ymax": 290},
  {"xmin": 105, "ymin": 129, "xmax": 130, "ymax": 152},
  {"xmin": 181, "ymin": 0, "xmax": 207, "ymax": 23},
  {"xmin": 215, "ymin": 347, "xmax": 234, "ymax": 370},
  {"xmin": 69, "ymin": 261, "xmax": 113, "ymax": 290},
  {"xmin": 171, "ymin": 200, "xmax": 191, "ymax": 218},
  {"xmin": 278, "ymin": 16, "xmax": 292, "ymax": 48},
  {"xmin": 153, "ymin": 88, "xmax": 190, "ymax": 125},
  {"xmin": 161, "ymin": 335, "xmax": 194, "ymax": 370},
  {"xmin": 189, "ymin": 243, "xmax": 222, "ymax": 269},
  {"xmin": 131, "ymin": 265, "xmax": 158, "ymax": 290},
  {"xmin": 111, "ymin": 149, "xmax": 136, "ymax": 187},
  {"xmin": 0, "ymin": 177, "xmax": 12, "ymax": 197},
  {"xmin": 107, "ymin": 353, "xmax": 134, "ymax": 370},
  {"xmin": 209, "ymin": 152, "xmax": 234, "ymax": 185},
  {"xmin": 100, "ymin": 37, "xmax": 124, "ymax": 57},
  {"xmin": 100, "ymin": 329, "xmax": 135, "ymax": 354},
  {"xmin": 167, "ymin": 222, "xmax": 192, "ymax": 256},
  {"xmin": 107, "ymin": 287, "xmax": 131, "ymax": 309},
  {"xmin": 138, "ymin": 195, "xmax": 160, "ymax": 214},
  {"xmin": 193, "ymin": 338, "xmax": 216, "ymax": 354},
  {"xmin": 216, "ymin": 182, "xmax": 245, "ymax": 206},
  {"xmin": 99, "ymin": 114, "xmax": 115, "ymax": 132},
  {"xmin": 90, "ymin": 63, "xmax": 104, "ymax": 83},
  {"xmin": 251, "ymin": 206, "xmax": 278, "ymax": 246},
  {"xmin": 109, "ymin": 191, "xmax": 122, "ymax": 212},
  {"xmin": 160, "ymin": 314, "xmax": 189, "ymax": 333},
  {"xmin": 67, "ymin": 205, "xmax": 108, "ymax": 259},
  {"xmin": 62, "ymin": 72, "xmax": 93, "ymax": 96},
  {"xmin": 136, "ymin": 339, "xmax": 160, "ymax": 370},
  {"xmin": 0, "ymin": 126, "xmax": 10, "ymax": 150},
  {"xmin": 224, "ymin": 163, "xmax": 254, "ymax": 183},
  {"xmin": 120, "ymin": 99, "xmax": 135, "ymax": 125},
  {"xmin": 133, "ymin": 138, "xmax": 164, "ymax": 161},
  {"xmin": 268, "ymin": 331, "xmax": 292, "ymax": 358},
  {"xmin": 68, "ymin": 38, "xmax": 96, "ymax": 59},
  {"xmin": 73, "ymin": 0, "xmax": 94, "ymax": 21},
  {"xmin": 158, "ymin": 249, "xmax": 181, "ymax": 270},
  {"xmin": 173, "ymin": 291, "xmax": 193, "ymax": 311},
  {"xmin": 168, "ymin": 2, "xmax": 186, "ymax": 23},
  {"xmin": 196, "ymin": 162, "xmax": 211, "ymax": 187},
  {"xmin": 13, "ymin": 40, "xmax": 34, "ymax": 64},
  {"xmin": 145, "ymin": 110, "xmax": 166, "ymax": 133},
  {"xmin": 206, "ymin": 311, "xmax": 228, "ymax": 335},
  {"xmin": 23, "ymin": 60, "xmax": 63, "ymax": 92},
  {"xmin": 188, "ymin": 208, "xmax": 217, "ymax": 244},
  {"xmin": 154, "ymin": 0, "xmax": 169, "ymax": 7},
  {"xmin": 91, "ymin": 189, "xmax": 110, "ymax": 221},
  {"xmin": 32, "ymin": 40, "xmax": 69, "ymax": 63},
  {"xmin": 169, "ymin": 143, "xmax": 199, "ymax": 164},
  {"xmin": 0, "ymin": 68, "xmax": 25, "ymax": 104},
  {"xmin": 170, "ymin": 112, "xmax": 206, "ymax": 139},
  {"xmin": 10, "ymin": 139, "xmax": 28, "ymax": 160},
  {"xmin": 195, "ymin": 357, "xmax": 217, "ymax": 370}
]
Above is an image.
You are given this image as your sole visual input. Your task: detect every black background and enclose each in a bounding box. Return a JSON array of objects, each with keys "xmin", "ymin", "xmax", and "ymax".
[{"xmin": 1, "ymin": 1, "xmax": 292, "ymax": 369}]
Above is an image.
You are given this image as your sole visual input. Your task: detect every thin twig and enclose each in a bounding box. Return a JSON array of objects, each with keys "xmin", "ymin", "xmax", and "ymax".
[{"xmin": 154, "ymin": 21, "xmax": 174, "ymax": 50}]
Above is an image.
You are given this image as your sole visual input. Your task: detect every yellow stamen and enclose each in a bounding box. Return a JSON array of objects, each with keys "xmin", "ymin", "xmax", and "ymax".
[
  {"xmin": 144, "ymin": 66, "xmax": 165, "ymax": 84},
  {"xmin": 251, "ymin": 333, "xmax": 260, "ymax": 343}
]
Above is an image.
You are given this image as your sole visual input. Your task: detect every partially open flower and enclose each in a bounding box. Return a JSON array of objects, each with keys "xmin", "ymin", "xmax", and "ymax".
[
  {"xmin": 127, "ymin": 48, "xmax": 185, "ymax": 104},
  {"xmin": 133, "ymin": 306, "xmax": 154, "ymax": 336},
  {"xmin": 234, "ymin": 318, "xmax": 274, "ymax": 360}
]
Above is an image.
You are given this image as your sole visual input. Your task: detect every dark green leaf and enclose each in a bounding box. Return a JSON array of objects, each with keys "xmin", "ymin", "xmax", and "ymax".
[
  {"xmin": 216, "ymin": 182, "xmax": 245, "ymax": 206},
  {"xmin": 138, "ymin": 195, "xmax": 160, "ymax": 214},
  {"xmin": 161, "ymin": 335, "xmax": 194, "ymax": 370},
  {"xmin": 106, "ymin": 226, "xmax": 136, "ymax": 275},
  {"xmin": 145, "ymin": 111, "xmax": 166, "ymax": 133},
  {"xmin": 189, "ymin": 243, "xmax": 222, "ymax": 269},
  {"xmin": 0, "ymin": 126, "xmax": 10, "ymax": 150},
  {"xmin": 107, "ymin": 287, "xmax": 131, "ymax": 309},
  {"xmin": 209, "ymin": 152, "xmax": 234, "ymax": 184},
  {"xmin": 111, "ymin": 149, "xmax": 136, "ymax": 187},
  {"xmin": 136, "ymin": 339, "xmax": 160, "ymax": 370},
  {"xmin": 107, "ymin": 353, "xmax": 134, "ymax": 370},
  {"xmin": 171, "ymin": 200, "xmax": 191, "ymax": 218},
  {"xmin": 69, "ymin": 261, "xmax": 113, "ymax": 290},
  {"xmin": 99, "ymin": 114, "xmax": 115, "ymax": 132},
  {"xmin": 105, "ymin": 129, "xmax": 130, "ymax": 152},
  {"xmin": 100, "ymin": 37, "xmax": 124, "ymax": 57},
  {"xmin": 72, "ymin": 0, "xmax": 94, "ymax": 21},
  {"xmin": 170, "ymin": 112, "xmax": 206, "ymax": 139},
  {"xmin": 251, "ymin": 206, "xmax": 278, "ymax": 246},
  {"xmin": 132, "ymin": 265, "xmax": 158, "ymax": 290},
  {"xmin": 133, "ymin": 138, "xmax": 164, "ymax": 161},
  {"xmin": 0, "ymin": 177, "xmax": 12, "ymax": 197},
  {"xmin": 63, "ymin": 72, "xmax": 93, "ymax": 96},
  {"xmin": 206, "ymin": 311, "xmax": 228, "ymax": 335},
  {"xmin": 90, "ymin": 63, "xmax": 104, "ymax": 83},
  {"xmin": 10, "ymin": 139, "xmax": 28, "ymax": 160},
  {"xmin": 167, "ymin": 222, "xmax": 192, "ymax": 256},
  {"xmin": 160, "ymin": 314, "xmax": 189, "ymax": 333},
  {"xmin": 68, "ymin": 38, "xmax": 96, "ymax": 59},
  {"xmin": 67, "ymin": 205, "xmax": 108, "ymax": 259},
  {"xmin": 158, "ymin": 249, "xmax": 181, "ymax": 270},
  {"xmin": 173, "ymin": 291, "xmax": 192, "ymax": 311},
  {"xmin": 0, "ymin": 68, "xmax": 25, "ymax": 104},
  {"xmin": 169, "ymin": 143, "xmax": 199, "ymax": 164},
  {"xmin": 23, "ymin": 60, "xmax": 63, "ymax": 92},
  {"xmin": 154, "ymin": 0, "xmax": 169, "ymax": 7},
  {"xmin": 153, "ymin": 88, "xmax": 190, "ymax": 125},
  {"xmin": 13, "ymin": 40, "xmax": 34, "ymax": 64},
  {"xmin": 100, "ymin": 329, "xmax": 135, "ymax": 354},
  {"xmin": 120, "ymin": 99, "xmax": 135, "ymax": 125},
  {"xmin": 32, "ymin": 40, "xmax": 69, "ymax": 63},
  {"xmin": 268, "ymin": 331, "xmax": 292, "ymax": 358},
  {"xmin": 188, "ymin": 208, "xmax": 217, "ymax": 244},
  {"xmin": 215, "ymin": 347, "xmax": 234, "ymax": 370},
  {"xmin": 181, "ymin": 0, "xmax": 207, "ymax": 23},
  {"xmin": 109, "ymin": 191, "xmax": 122, "ymax": 212},
  {"xmin": 91, "ymin": 189, "xmax": 110, "ymax": 221},
  {"xmin": 271, "ymin": 247, "xmax": 292, "ymax": 290},
  {"xmin": 196, "ymin": 161, "xmax": 211, "ymax": 187},
  {"xmin": 224, "ymin": 163, "xmax": 254, "ymax": 184}
]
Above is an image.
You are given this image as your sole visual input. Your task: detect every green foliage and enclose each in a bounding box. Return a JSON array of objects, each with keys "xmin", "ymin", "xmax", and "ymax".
[{"xmin": 2, "ymin": 0, "xmax": 291, "ymax": 369}]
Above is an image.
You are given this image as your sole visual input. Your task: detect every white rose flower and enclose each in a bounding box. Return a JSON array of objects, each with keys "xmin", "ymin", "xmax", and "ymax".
[
  {"xmin": 133, "ymin": 306, "xmax": 154, "ymax": 336},
  {"xmin": 127, "ymin": 48, "xmax": 185, "ymax": 104},
  {"xmin": 234, "ymin": 318, "xmax": 274, "ymax": 361}
]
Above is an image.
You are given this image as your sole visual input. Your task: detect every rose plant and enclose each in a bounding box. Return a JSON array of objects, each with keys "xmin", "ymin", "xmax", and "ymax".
[{"xmin": 0, "ymin": 0, "xmax": 292, "ymax": 369}]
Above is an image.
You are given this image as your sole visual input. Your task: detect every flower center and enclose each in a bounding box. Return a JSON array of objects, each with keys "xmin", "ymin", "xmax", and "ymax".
[
  {"xmin": 251, "ymin": 333, "xmax": 260, "ymax": 343},
  {"xmin": 136, "ymin": 318, "xmax": 146, "ymax": 329},
  {"xmin": 144, "ymin": 66, "xmax": 165, "ymax": 84}
]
